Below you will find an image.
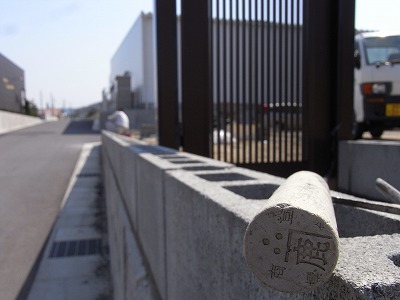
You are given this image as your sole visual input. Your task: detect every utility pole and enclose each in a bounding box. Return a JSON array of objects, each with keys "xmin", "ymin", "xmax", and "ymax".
[
  {"xmin": 40, "ymin": 90, "xmax": 43, "ymax": 112},
  {"xmin": 50, "ymin": 93, "xmax": 55, "ymax": 116}
]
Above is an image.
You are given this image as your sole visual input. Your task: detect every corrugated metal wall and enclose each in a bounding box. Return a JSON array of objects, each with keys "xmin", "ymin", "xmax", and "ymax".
[{"xmin": 0, "ymin": 52, "xmax": 24, "ymax": 113}]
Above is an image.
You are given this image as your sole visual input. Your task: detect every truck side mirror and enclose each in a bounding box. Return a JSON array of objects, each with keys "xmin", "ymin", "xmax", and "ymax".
[{"xmin": 354, "ymin": 50, "xmax": 361, "ymax": 69}]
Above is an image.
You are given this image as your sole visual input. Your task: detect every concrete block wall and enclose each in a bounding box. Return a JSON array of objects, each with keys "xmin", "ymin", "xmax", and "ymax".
[
  {"xmin": 102, "ymin": 135, "xmax": 159, "ymax": 300},
  {"xmin": 0, "ymin": 110, "xmax": 42, "ymax": 134},
  {"xmin": 338, "ymin": 140, "xmax": 400, "ymax": 202},
  {"xmin": 102, "ymin": 131, "xmax": 400, "ymax": 300}
]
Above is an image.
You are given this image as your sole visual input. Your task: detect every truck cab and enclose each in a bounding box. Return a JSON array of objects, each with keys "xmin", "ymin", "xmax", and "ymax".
[{"xmin": 354, "ymin": 32, "xmax": 400, "ymax": 138}]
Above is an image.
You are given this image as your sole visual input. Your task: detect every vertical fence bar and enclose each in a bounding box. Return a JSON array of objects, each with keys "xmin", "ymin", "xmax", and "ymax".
[
  {"xmin": 248, "ymin": 0, "xmax": 253, "ymax": 163},
  {"xmin": 333, "ymin": 0, "xmax": 355, "ymax": 181},
  {"xmin": 229, "ymin": 0, "xmax": 234, "ymax": 163},
  {"xmin": 289, "ymin": 0, "xmax": 295, "ymax": 162},
  {"xmin": 236, "ymin": 0, "xmax": 241, "ymax": 164},
  {"xmin": 294, "ymin": 0, "xmax": 297, "ymax": 163},
  {"xmin": 210, "ymin": 0, "xmax": 214, "ymax": 159},
  {"xmin": 266, "ymin": 0, "xmax": 271, "ymax": 163},
  {"xmin": 154, "ymin": 0, "xmax": 180, "ymax": 149},
  {"xmin": 296, "ymin": 0, "xmax": 301, "ymax": 162},
  {"xmin": 254, "ymin": 0, "xmax": 261, "ymax": 163},
  {"xmin": 272, "ymin": 0, "xmax": 277, "ymax": 162},
  {"xmin": 181, "ymin": 0, "xmax": 211, "ymax": 156},
  {"xmin": 278, "ymin": 0, "xmax": 283, "ymax": 162},
  {"xmin": 303, "ymin": 0, "xmax": 335, "ymax": 174},
  {"xmin": 216, "ymin": 0, "xmax": 221, "ymax": 160},
  {"xmin": 284, "ymin": 0, "xmax": 289, "ymax": 162},
  {"xmin": 336, "ymin": 0, "xmax": 355, "ymax": 141},
  {"xmin": 260, "ymin": 0, "xmax": 265, "ymax": 163},
  {"xmin": 223, "ymin": 0, "xmax": 228, "ymax": 161},
  {"xmin": 242, "ymin": 0, "xmax": 246, "ymax": 163}
]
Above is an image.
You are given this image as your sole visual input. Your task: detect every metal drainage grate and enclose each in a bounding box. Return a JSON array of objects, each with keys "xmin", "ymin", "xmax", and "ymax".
[{"xmin": 49, "ymin": 238, "xmax": 102, "ymax": 258}]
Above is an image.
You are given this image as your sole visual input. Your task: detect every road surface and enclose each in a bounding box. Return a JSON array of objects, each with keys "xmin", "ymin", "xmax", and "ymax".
[{"xmin": 0, "ymin": 120, "xmax": 99, "ymax": 300}]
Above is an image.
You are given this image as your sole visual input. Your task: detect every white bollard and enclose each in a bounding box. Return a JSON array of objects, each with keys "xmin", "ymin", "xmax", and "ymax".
[{"xmin": 243, "ymin": 171, "xmax": 339, "ymax": 293}]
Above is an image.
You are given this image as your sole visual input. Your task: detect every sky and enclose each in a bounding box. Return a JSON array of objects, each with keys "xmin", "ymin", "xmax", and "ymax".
[
  {"xmin": 0, "ymin": 0, "xmax": 153, "ymax": 109},
  {"xmin": 355, "ymin": 0, "xmax": 400, "ymax": 32},
  {"xmin": 0, "ymin": 0, "xmax": 400, "ymax": 109}
]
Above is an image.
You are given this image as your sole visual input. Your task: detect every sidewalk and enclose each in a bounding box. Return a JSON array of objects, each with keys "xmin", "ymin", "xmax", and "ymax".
[{"xmin": 27, "ymin": 142, "xmax": 111, "ymax": 300}]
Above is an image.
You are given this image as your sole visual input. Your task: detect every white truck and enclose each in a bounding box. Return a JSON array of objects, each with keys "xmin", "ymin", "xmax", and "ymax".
[{"xmin": 354, "ymin": 32, "xmax": 400, "ymax": 138}]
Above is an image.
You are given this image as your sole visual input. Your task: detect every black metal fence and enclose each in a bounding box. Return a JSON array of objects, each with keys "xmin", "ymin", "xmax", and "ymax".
[
  {"xmin": 210, "ymin": 0, "xmax": 303, "ymax": 167},
  {"xmin": 155, "ymin": 0, "xmax": 355, "ymax": 178}
]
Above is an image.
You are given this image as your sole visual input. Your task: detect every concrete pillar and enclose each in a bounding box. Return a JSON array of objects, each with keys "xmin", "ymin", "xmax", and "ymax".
[{"xmin": 243, "ymin": 171, "xmax": 339, "ymax": 293}]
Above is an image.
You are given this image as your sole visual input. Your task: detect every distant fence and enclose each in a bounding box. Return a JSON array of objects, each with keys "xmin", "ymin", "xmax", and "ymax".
[{"xmin": 210, "ymin": 0, "xmax": 303, "ymax": 167}]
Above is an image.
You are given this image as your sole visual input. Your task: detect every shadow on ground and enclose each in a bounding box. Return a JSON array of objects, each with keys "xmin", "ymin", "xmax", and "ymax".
[{"xmin": 63, "ymin": 120, "xmax": 99, "ymax": 135}]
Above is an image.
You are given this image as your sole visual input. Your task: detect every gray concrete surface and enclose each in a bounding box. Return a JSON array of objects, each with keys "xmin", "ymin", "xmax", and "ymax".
[
  {"xmin": 102, "ymin": 130, "xmax": 233, "ymax": 300},
  {"xmin": 134, "ymin": 147, "xmax": 232, "ymax": 299},
  {"xmin": 102, "ymin": 130, "xmax": 400, "ymax": 299},
  {"xmin": 27, "ymin": 143, "xmax": 111, "ymax": 300},
  {"xmin": 102, "ymin": 136, "xmax": 160, "ymax": 300},
  {"xmin": 338, "ymin": 140, "xmax": 400, "ymax": 202},
  {"xmin": 0, "ymin": 120, "xmax": 99, "ymax": 300}
]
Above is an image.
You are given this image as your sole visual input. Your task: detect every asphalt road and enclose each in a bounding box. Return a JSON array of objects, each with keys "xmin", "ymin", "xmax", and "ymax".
[{"xmin": 0, "ymin": 120, "xmax": 99, "ymax": 300}]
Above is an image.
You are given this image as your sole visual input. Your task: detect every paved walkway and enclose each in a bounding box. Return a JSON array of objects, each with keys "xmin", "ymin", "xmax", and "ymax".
[
  {"xmin": 27, "ymin": 142, "xmax": 111, "ymax": 299},
  {"xmin": 0, "ymin": 120, "xmax": 101, "ymax": 300}
]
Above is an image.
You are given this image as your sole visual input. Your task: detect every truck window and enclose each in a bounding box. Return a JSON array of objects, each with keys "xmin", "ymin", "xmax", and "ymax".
[{"xmin": 363, "ymin": 35, "xmax": 400, "ymax": 65}]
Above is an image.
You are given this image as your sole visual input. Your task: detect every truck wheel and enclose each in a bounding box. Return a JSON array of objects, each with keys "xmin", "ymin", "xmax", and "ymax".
[{"xmin": 370, "ymin": 127, "xmax": 384, "ymax": 139}]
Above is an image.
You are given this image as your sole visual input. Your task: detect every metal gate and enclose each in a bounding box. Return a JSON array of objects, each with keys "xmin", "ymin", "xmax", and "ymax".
[
  {"xmin": 210, "ymin": 0, "xmax": 303, "ymax": 176},
  {"xmin": 155, "ymin": 0, "xmax": 355, "ymax": 178}
]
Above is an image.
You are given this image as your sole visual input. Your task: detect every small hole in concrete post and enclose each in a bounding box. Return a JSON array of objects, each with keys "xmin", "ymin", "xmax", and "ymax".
[{"xmin": 390, "ymin": 254, "xmax": 400, "ymax": 267}]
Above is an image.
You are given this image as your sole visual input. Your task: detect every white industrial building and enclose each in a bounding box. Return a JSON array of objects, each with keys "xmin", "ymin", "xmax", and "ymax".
[
  {"xmin": 103, "ymin": 12, "xmax": 302, "ymax": 133},
  {"xmin": 102, "ymin": 12, "xmax": 156, "ymax": 132}
]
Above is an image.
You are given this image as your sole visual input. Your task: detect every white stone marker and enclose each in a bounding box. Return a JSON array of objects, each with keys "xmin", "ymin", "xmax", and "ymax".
[{"xmin": 243, "ymin": 171, "xmax": 339, "ymax": 293}]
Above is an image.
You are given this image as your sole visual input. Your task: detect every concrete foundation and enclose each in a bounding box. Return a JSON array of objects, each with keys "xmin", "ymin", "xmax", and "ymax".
[
  {"xmin": 339, "ymin": 140, "xmax": 400, "ymax": 202},
  {"xmin": 0, "ymin": 110, "xmax": 42, "ymax": 134},
  {"xmin": 103, "ymin": 131, "xmax": 400, "ymax": 300}
]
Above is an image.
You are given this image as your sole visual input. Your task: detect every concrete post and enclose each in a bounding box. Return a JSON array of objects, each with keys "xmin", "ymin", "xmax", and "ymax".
[{"xmin": 243, "ymin": 171, "xmax": 339, "ymax": 293}]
